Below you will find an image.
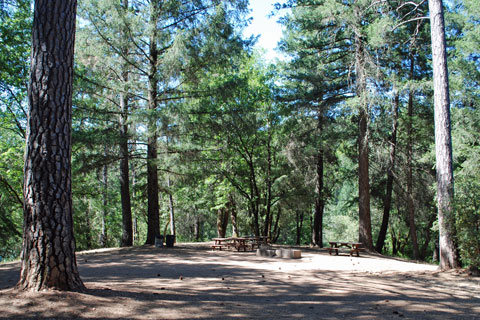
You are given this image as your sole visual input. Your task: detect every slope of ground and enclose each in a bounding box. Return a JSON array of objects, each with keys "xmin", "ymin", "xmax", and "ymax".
[{"xmin": 0, "ymin": 243, "xmax": 479, "ymax": 319}]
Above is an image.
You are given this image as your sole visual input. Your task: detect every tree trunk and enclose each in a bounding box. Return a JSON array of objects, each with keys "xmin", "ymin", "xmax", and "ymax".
[
  {"xmin": 263, "ymin": 133, "xmax": 273, "ymax": 237},
  {"xmin": 100, "ymin": 146, "xmax": 108, "ymax": 248},
  {"xmin": 406, "ymin": 63, "xmax": 420, "ymax": 259},
  {"xmin": 194, "ymin": 212, "xmax": 201, "ymax": 241},
  {"xmin": 229, "ymin": 194, "xmax": 239, "ymax": 237},
  {"xmin": 119, "ymin": 0, "xmax": 133, "ymax": 247},
  {"xmin": 145, "ymin": 0, "xmax": 160, "ymax": 245},
  {"xmin": 296, "ymin": 210, "xmax": 305, "ymax": 245},
  {"xmin": 429, "ymin": 0, "xmax": 460, "ymax": 269},
  {"xmin": 85, "ymin": 199, "xmax": 92, "ymax": 249},
  {"xmin": 272, "ymin": 206, "xmax": 282, "ymax": 243},
  {"xmin": 376, "ymin": 93, "xmax": 399, "ymax": 253},
  {"xmin": 354, "ymin": 10, "xmax": 373, "ymax": 250},
  {"xmin": 216, "ymin": 208, "xmax": 229, "ymax": 238},
  {"xmin": 312, "ymin": 109, "xmax": 324, "ymax": 247},
  {"xmin": 168, "ymin": 176, "xmax": 176, "ymax": 236},
  {"xmin": 18, "ymin": 0, "xmax": 84, "ymax": 291},
  {"xmin": 247, "ymin": 158, "xmax": 260, "ymax": 236}
]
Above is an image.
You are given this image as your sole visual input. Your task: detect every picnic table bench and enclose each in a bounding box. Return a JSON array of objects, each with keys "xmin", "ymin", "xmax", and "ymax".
[
  {"xmin": 211, "ymin": 236, "xmax": 268, "ymax": 252},
  {"xmin": 211, "ymin": 237, "xmax": 233, "ymax": 251},
  {"xmin": 328, "ymin": 242, "xmax": 365, "ymax": 257}
]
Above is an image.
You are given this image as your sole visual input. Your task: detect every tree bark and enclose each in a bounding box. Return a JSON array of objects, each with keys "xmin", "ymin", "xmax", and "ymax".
[
  {"xmin": 406, "ymin": 61, "xmax": 420, "ymax": 259},
  {"xmin": 119, "ymin": 0, "xmax": 133, "ymax": 247},
  {"xmin": 296, "ymin": 210, "xmax": 305, "ymax": 245},
  {"xmin": 167, "ymin": 176, "xmax": 176, "ymax": 236},
  {"xmin": 354, "ymin": 6, "xmax": 373, "ymax": 250},
  {"xmin": 229, "ymin": 194, "xmax": 239, "ymax": 237},
  {"xmin": 100, "ymin": 146, "xmax": 108, "ymax": 247},
  {"xmin": 145, "ymin": 0, "xmax": 160, "ymax": 245},
  {"xmin": 312, "ymin": 109, "xmax": 324, "ymax": 247},
  {"xmin": 18, "ymin": 0, "xmax": 84, "ymax": 291},
  {"xmin": 376, "ymin": 93, "xmax": 399, "ymax": 253},
  {"xmin": 216, "ymin": 208, "xmax": 229, "ymax": 238},
  {"xmin": 429, "ymin": 0, "xmax": 460, "ymax": 269},
  {"xmin": 263, "ymin": 133, "xmax": 273, "ymax": 238}
]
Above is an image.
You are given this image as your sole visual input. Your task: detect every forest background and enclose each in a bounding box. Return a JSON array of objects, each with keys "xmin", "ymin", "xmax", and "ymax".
[{"xmin": 0, "ymin": 0, "xmax": 479, "ymax": 270}]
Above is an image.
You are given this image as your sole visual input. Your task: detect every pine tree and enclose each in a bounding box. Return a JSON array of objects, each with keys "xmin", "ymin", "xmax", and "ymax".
[{"xmin": 19, "ymin": 0, "xmax": 85, "ymax": 291}]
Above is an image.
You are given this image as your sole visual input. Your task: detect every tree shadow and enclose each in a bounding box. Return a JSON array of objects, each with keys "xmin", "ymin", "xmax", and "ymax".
[{"xmin": 0, "ymin": 244, "xmax": 478, "ymax": 319}]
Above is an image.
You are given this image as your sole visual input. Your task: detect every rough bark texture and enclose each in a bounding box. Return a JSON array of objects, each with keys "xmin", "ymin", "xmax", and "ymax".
[
  {"xmin": 119, "ymin": 0, "xmax": 133, "ymax": 247},
  {"xmin": 429, "ymin": 0, "xmax": 460, "ymax": 269},
  {"xmin": 18, "ymin": 0, "xmax": 84, "ymax": 292},
  {"xmin": 145, "ymin": 0, "xmax": 160, "ymax": 245},
  {"xmin": 354, "ymin": 6, "xmax": 373, "ymax": 250},
  {"xmin": 376, "ymin": 93, "xmax": 399, "ymax": 253}
]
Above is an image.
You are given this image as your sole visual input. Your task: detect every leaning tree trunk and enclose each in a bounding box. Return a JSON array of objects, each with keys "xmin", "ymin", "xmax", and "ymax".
[
  {"xmin": 18, "ymin": 0, "xmax": 84, "ymax": 291},
  {"xmin": 429, "ymin": 0, "xmax": 460, "ymax": 269}
]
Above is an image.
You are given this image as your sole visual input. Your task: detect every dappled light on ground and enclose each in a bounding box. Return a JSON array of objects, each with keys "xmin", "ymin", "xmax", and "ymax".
[{"xmin": 0, "ymin": 243, "xmax": 479, "ymax": 319}]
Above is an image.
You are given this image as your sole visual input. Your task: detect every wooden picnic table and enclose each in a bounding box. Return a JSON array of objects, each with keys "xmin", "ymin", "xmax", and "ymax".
[
  {"xmin": 328, "ymin": 241, "xmax": 364, "ymax": 256},
  {"xmin": 211, "ymin": 237, "xmax": 233, "ymax": 251},
  {"xmin": 211, "ymin": 236, "xmax": 268, "ymax": 252}
]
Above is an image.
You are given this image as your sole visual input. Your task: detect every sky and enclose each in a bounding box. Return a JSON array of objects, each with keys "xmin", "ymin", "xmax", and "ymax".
[{"xmin": 243, "ymin": 1, "xmax": 285, "ymax": 61}]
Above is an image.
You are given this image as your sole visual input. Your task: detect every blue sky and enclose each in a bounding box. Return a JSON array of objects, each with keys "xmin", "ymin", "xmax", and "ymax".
[{"xmin": 244, "ymin": 1, "xmax": 285, "ymax": 61}]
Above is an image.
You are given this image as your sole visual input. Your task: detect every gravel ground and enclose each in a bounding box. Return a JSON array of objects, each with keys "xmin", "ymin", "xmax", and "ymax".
[{"xmin": 0, "ymin": 243, "xmax": 479, "ymax": 319}]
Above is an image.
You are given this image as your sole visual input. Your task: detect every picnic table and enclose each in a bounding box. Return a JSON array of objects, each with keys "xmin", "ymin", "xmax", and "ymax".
[
  {"xmin": 211, "ymin": 236, "xmax": 268, "ymax": 252},
  {"xmin": 328, "ymin": 241, "xmax": 364, "ymax": 256},
  {"xmin": 211, "ymin": 237, "xmax": 233, "ymax": 251}
]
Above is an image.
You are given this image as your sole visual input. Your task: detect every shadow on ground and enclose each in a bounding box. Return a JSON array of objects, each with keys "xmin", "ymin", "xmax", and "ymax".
[{"xmin": 0, "ymin": 244, "xmax": 479, "ymax": 319}]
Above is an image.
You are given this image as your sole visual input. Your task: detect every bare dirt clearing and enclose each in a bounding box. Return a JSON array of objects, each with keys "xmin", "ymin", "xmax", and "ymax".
[{"xmin": 0, "ymin": 243, "xmax": 479, "ymax": 319}]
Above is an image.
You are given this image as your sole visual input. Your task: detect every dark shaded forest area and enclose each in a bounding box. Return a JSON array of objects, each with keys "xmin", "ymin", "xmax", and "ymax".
[{"xmin": 1, "ymin": 0, "xmax": 479, "ymax": 277}]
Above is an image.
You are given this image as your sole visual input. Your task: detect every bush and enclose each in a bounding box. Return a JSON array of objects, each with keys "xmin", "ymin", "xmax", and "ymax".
[{"xmin": 454, "ymin": 179, "xmax": 480, "ymax": 269}]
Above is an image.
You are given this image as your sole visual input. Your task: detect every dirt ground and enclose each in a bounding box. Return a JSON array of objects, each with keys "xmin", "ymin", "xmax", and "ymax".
[{"xmin": 0, "ymin": 243, "xmax": 479, "ymax": 319}]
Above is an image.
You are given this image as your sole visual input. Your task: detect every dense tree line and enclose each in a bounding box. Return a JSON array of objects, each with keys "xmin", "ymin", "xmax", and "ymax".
[{"xmin": 1, "ymin": 0, "xmax": 479, "ymax": 282}]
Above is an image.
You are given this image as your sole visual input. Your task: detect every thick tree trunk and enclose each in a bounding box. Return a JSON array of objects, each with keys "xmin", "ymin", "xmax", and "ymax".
[
  {"xmin": 354, "ymin": 14, "xmax": 373, "ymax": 250},
  {"xmin": 312, "ymin": 109, "xmax": 324, "ymax": 247},
  {"xmin": 429, "ymin": 0, "xmax": 460, "ymax": 269},
  {"xmin": 376, "ymin": 93, "xmax": 399, "ymax": 253},
  {"xmin": 406, "ymin": 68, "xmax": 420, "ymax": 259},
  {"xmin": 145, "ymin": 0, "xmax": 160, "ymax": 245},
  {"xmin": 119, "ymin": 0, "xmax": 133, "ymax": 247},
  {"xmin": 18, "ymin": 0, "xmax": 84, "ymax": 291},
  {"xmin": 216, "ymin": 208, "xmax": 229, "ymax": 238}
]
